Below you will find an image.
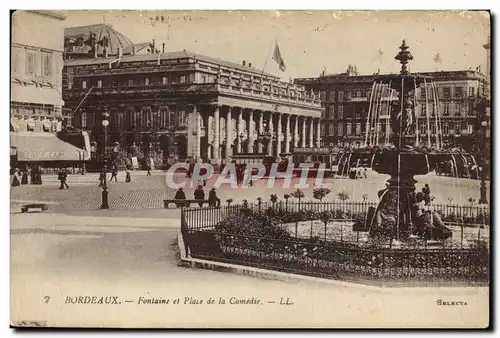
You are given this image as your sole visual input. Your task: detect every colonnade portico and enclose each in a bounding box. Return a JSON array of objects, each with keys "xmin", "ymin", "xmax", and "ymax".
[{"xmin": 187, "ymin": 104, "xmax": 322, "ymax": 161}]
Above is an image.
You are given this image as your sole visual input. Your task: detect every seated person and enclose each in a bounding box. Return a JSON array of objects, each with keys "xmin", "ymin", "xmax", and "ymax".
[{"xmin": 174, "ymin": 188, "xmax": 187, "ymax": 208}]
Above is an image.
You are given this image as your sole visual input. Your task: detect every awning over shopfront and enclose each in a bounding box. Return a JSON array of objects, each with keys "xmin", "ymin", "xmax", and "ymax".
[
  {"xmin": 10, "ymin": 133, "xmax": 86, "ymax": 162},
  {"xmin": 10, "ymin": 85, "xmax": 64, "ymax": 107}
]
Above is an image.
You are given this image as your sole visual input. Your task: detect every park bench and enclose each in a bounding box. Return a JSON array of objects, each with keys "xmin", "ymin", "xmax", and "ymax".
[
  {"xmin": 20, "ymin": 203, "xmax": 48, "ymax": 213},
  {"xmin": 163, "ymin": 199, "xmax": 210, "ymax": 208}
]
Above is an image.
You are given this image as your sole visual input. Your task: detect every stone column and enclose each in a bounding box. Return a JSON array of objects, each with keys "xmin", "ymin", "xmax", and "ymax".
[
  {"xmin": 276, "ymin": 114, "xmax": 282, "ymax": 156},
  {"xmin": 267, "ymin": 113, "xmax": 274, "ymax": 156},
  {"xmin": 247, "ymin": 109, "xmax": 254, "ymax": 153},
  {"xmin": 309, "ymin": 118, "xmax": 314, "ymax": 148},
  {"xmin": 236, "ymin": 109, "xmax": 242, "ymax": 153},
  {"xmin": 294, "ymin": 116, "xmax": 299, "ymax": 148},
  {"xmin": 284, "ymin": 114, "xmax": 290, "ymax": 153},
  {"xmin": 301, "ymin": 117, "xmax": 306, "ymax": 148},
  {"xmin": 258, "ymin": 112, "xmax": 264, "ymax": 153},
  {"xmin": 187, "ymin": 105, "xmax": 201, "ymax": 159},
  {"xmin": 213, "ymin": 106, "xmax": 220, "ymax": 161},
  {"xmin": 226, "ymin": 108, "xmax": 232, "ymax": 158},
  {"xmin": 316, "ymin": 119, "xmax": 321, "ymax": 147}
]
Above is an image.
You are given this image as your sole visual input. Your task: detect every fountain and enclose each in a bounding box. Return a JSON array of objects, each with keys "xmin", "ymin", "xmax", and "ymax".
[{"xmin": 340, "ymin": 40, "xmax": 479, "ymax": 244}]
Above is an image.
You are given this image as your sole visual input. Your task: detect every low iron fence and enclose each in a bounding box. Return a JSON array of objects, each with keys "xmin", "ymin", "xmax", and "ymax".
[
  {"xmin": 181, "ymin": 201, "xmax": 490, "ymax": 233},
  {"xmin": 183, "ymin": 231, "xmax": 489, "ymax": 284}
]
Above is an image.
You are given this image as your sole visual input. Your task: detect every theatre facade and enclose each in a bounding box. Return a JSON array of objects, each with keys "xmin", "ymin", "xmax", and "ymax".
[{"xmin": 63, "ymin": 24, "xmax": 323, "ymax": 161}]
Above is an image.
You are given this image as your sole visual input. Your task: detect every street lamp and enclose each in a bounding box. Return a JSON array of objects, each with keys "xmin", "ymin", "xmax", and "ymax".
[
  {"xmin": 100, "ymin": 111, "xmax": 110, "ymax": 209},
  {"xmin": 479, "ymin": 119, "xmax": 488, "ymax": 204}
]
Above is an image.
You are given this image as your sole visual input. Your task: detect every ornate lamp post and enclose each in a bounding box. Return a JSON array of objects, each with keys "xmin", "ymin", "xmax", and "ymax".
[{"xmin": 100, "ymin": 111, "xmax": 110, "ymax": 209}]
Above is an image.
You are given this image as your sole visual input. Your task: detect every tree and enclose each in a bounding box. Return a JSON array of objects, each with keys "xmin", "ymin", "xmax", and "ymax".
[
  {"xmin": 256, "ymin": 197, "xmax": 263, "ymax": 211},
  {"xmin": 270, "ymin": 194, "xmax": 278, "ymax": 209},
  {"xmin": 226, "ymin": 198, "xmax": 233, "ymax": 207},
  {"xmin": 337, "ymin": 191, "xmax": 349, "ymax": 201},
  {"xmin": 284, "ymin": 194, "xmax": 290, "ymax": 210},
  {"xmin": 313, "ymin": 187, "xmax": 331, "ymax": 202},
  {"xmin": 291, "ymin": 189, "xmax": 305, "ymax": 206}
]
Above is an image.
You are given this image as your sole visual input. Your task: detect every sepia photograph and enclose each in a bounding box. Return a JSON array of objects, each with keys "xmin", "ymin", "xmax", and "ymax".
[{"xmin": 9, "ymin": 9, "xmax": 491, "ymax": 328}]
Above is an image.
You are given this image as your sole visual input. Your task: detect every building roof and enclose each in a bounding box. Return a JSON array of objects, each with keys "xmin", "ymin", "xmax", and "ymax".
[
  {"xmin": 65, "ymin": 24, "xmax": 133, "ymax": 56},
  {"xmin": 65, "ymin": 49, "xmax": 277, "ymax": 78},
  {"xmin": 295, "ymin": 69, "xmax": 486, "ymax": 85},
  {"xmin": 122, "ymin": 42, "xmax": 152, "ymax": 55}
]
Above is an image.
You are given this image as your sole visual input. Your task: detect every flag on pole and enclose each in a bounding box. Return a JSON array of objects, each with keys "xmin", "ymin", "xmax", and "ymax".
[{"xmin": 272, "ymin": 40, "xmax": 286, "ymax": 72}]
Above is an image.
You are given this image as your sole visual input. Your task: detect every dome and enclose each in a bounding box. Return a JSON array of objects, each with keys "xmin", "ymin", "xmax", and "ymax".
[{"xmin": 65, "ymin": 24, "xmax": 133, "ymax": 56}]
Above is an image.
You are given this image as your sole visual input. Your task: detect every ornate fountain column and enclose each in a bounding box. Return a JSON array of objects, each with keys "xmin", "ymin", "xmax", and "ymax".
[{"xmin": 369, "ymin": 40, "xmax": 434, "ymax": 242}]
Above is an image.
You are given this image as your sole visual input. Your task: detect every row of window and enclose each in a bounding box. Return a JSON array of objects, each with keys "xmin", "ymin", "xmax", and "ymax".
[
  {"xmin": 77, "ymin": 110, "xmax": 188, "ymax": 130},
  {"xmin": 321, "ymin": 122, "xmax": 474, "ymax": 137},
  {"xmin": 76, "ymin": 74, "xmax": 195, "ymax": 90},
  {"xmin": 420, "ymin": 85, "xmax": 476, "ymax": 100},
  {"xmin": 319, "ymin": 85, "xmax": 479, "ymax": 103},
  {"xmin": 322, "ymin": 102, "xmax": 473, "ymax": 121},
  {"xmin": 323, "ymin": 87, "xmax": 393, "ymax": 102},
  {"xmin": 11, "ymin": 46, "xmax": 54, "ymax": 78}
]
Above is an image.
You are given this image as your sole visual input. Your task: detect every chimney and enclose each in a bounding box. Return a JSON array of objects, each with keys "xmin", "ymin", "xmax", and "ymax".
[
  {"xmin": 248, "ymin": 62, "xmax": 252, "ymax": 67},
  {"xmin": 132, "ymin": 45, "xmax": 136, "ymax": 56},
  {"xmin": 162, "ymin": 43, "xmax": 165, "ymax": 53},
  {"xmin": 152, "ymin": 39, "xmax": 156, "ymax": 53},
  {"xmin": 117, "ymin": 47, "xmax": 122, "ymax": 59},
  {"xmin": 93, "ymin": 43, "xmax": 98, "ymax": 58},
  {"xmin": 242, "ymin": 60, "xmax": 246, "ymax": 66}
]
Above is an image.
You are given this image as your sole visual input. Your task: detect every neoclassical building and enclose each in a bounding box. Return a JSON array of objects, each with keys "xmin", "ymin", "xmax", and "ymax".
[
  {"xmin": 296, "ymin": 66, "xmax": 488, "ymax": 149},
  {"xmin": 63, "ymin": 24, "xmax": 322, "ymax": 161}
]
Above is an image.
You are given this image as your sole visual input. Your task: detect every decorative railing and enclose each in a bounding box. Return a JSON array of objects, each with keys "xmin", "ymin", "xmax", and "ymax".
[
  {"xmin": 180, "ymin": 202, "xmax": 490, "ymax": 284},
  {"xmin": 181, "ymin": 201, "xmax": 490, "ymax": 233}
]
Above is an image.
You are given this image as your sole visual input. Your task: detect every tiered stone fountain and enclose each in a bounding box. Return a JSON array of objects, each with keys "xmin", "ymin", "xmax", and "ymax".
[{"xmin": 344, "ymin": 40, "xmax": 468, "ymax": 244}]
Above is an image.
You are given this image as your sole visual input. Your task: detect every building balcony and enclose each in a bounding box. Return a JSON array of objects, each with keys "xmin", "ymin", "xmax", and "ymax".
[{"xmin": 65, "ymin": 82, "xmax": 322, "ymax": 109}]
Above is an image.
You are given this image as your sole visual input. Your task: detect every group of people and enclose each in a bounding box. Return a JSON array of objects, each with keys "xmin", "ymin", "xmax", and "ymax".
[
  {"xmin": 99, "ymin": 165, "xmax": 131, "ymax": 187},
  {"xmin": 348, "ymin": 167, "xmax": 368, "ymax": 179},
  {"xmin": 173, "ymin": 186, "xmax": 221, "ymax": 208},
  {"xmin": 11, "ymin": 166, "xmax": 43, "ymax": 187}
]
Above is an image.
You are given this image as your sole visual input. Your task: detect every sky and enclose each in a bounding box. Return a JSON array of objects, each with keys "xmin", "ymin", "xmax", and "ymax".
[{"xmin": 56, "ymin": 10, "xmax": 491, "ymax": 80}]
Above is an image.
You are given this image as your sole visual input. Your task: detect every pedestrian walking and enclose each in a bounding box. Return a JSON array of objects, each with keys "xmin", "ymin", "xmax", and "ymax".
[
  {"xmin": 11, "ymin": 169, "xmax": 20, "ymax": 187},
  {"xmin": 146, "ymin": 162, "xmax": 152, "ymax": 176},
  {"xmin": 363, "ymin": 167, "xmax": 368, "ymax": 179},
  {"xmin": 21, "ymin": 169, "xmax": 28, "ymax": 185},
  {"xmin": 110, "ymin": 165, "xmax": 118, "ymax": 182},
  {"xmin": 125, "ymin": 170, "xmax": 131, "ymax": 183},
  {"xmin": 58, "ymin": 170, "xmax": 69, "ymax": 189}
]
